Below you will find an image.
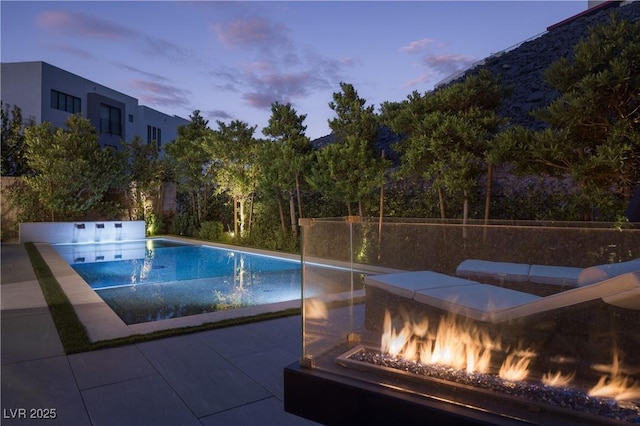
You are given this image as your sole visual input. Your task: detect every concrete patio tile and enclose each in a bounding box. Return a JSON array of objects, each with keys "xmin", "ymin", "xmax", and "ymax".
[
  {"xmin": 200, "ymin": 396, "xmax": 315, "ymax": 426},
  {"xmin": 137, "ymin": 334, "xmax": 271, "ymax": 417},
  {"xmin": 68, "ymin": 345, "xmax": 157, "ymax": 390},
  {"xmin": 0, "ymin": 244, "xmax": 37, "ymax": 285},
  {"xmin": 196, "ymin": 324, "xmax": 279, "ymax": 358},
  {"xmin": 230, "ymin": 346, "xmax": 299, "ymax": 401},
  {"xmin": 1, "ymin": 356, "xmax": 91, "ymax": 426},
  {"xmin": 81, "ymin": 375, "xmax": 200, "ymax": 426},
  {"xmin": 0, "ymin": 281, "xmax": 47, "ymax": 310},
  {"xmin": 243, "ymin": 316, "xmax": 302, "ymax": 355},
  {"xmin": 1, "ymin": 310, "xmax": 64, "ymax": 364}
]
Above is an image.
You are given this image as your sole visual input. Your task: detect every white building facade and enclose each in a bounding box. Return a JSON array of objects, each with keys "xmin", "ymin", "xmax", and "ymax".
[{"xmin": 0, "ymin": 61, "xmax": 189, "ymax": 151}]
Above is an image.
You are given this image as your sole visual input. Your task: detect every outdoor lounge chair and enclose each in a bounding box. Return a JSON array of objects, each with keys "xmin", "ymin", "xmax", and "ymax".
[
  {"xmin": 365, "ymin": 270, "xmax": 640, "ymax": 324},
  {"xmin": 456, "ymin": 258, "xmax": 640, "ymax": 287}
]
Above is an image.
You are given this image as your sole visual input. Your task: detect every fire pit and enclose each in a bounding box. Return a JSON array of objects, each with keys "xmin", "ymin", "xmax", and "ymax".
[{"xmin": 284, "ymin": 218, "xmax": 640, "ymax": 425}]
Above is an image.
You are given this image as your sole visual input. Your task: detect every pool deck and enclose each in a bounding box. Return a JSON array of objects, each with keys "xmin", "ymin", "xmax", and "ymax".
[{"xmin": 1, "ymin": 243, "xmax": 319, "ymax": 425}]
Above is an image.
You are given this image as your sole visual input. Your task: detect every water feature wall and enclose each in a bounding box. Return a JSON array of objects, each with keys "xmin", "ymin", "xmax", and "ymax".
[{"xmin": 19, "ymin": 221, "xmax": 145, "ymax": 244}]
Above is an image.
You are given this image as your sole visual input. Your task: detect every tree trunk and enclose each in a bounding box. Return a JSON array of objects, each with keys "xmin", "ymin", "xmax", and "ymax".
[
  {"xmin": 248, "ymin": 193, "xmax": 254, "ymax": 235},
  {"xmin": 289, "ymin": 191, "xmax": 298, "ymax": 238},
  {"xmin": 239, "ymin": 197, "xmax": 245, "ymax": 236},
  {"xmin": 463, "ymin": 190, "xmax": 469, "ymax": 240},
  {"xmin": 278, "ymin": 197, "xmax": 286, "ymax": 232},
  {"xmin": 484, "ymin": 162, "xmax": 493, "ymax": 226},
  {"xmin": 438, "ymin": 188, "xmax": 446, "ymax": 220},
  {"xmin": 233, "ymin": 196, "xmax": 238, "ymax": 236},
  {"xmin": 463, "ymin": 190, "xmax": 469, "ymax": 225},
  {"xmin": 295, "ymin": 173, "xmax": 303, "ymax": 218}
]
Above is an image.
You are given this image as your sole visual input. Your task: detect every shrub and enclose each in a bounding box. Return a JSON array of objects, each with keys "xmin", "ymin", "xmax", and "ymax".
[
  {"xmin": 174, "ymin": 212, "xmax": 199, "ymax": 237},
  {"xmin": 198, "ymin": 221, "xmax": 225, "ymax": 241}
]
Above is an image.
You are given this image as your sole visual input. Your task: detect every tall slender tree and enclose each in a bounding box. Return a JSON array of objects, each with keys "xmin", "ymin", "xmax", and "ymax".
[
  {"xmin": 203, "ymin": 120, "xmax": 260, "ymax": 236},
  {"xmin": 164, "ymin": 110, "xmax": 212, "ymax": 227},
  {"xmin": 123, "ymin": 136, "xmax": 165, "ymax": 221},
  {"xmin": 262, "ymin": 102, "xmax": 312, "ymax": 237},
  {"xmin": 309, "ymin": 82, "xmax": 389, "ymax": 216}
]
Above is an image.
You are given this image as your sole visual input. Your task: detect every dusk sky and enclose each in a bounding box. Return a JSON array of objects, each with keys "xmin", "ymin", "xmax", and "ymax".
[{"xmin": 1, "ymin": 1, "xmax": 586, "ymax": 140}]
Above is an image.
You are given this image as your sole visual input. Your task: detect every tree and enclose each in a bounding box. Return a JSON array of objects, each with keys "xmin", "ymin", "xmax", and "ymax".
[
  {"xmin": 309, "ymin": 82, "xmax": 389, "ymax": 216},
  {"xmin": 12, "ymin": 114, "xmax": 127, "ymax": 221},
  {"xmin": 203, "ymin": 120, "xmax": 261, "ymax": 237},
  {"xmin": 261, "ymin": 102, "xmax": 312, "ymax": 237},
  {"xmin": 1, "ymin": 102, "xmax": 31, "ymax": 176},
  {"xmin": 381, "ymin": 70, "xmax": 508, "ymax": 221},
  {"xmin": 164, "ymin": 110, "xmax": 212, "ymax": 229},
  {"xmin": 498, "ymin": 13, "xmax": 640, "ymax": 220},
  {"xmin": 123, "ymin": 136, "xmax": 166, "ymax": 222}
]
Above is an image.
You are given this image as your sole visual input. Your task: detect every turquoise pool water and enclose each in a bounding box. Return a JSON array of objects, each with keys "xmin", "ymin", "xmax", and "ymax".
[{"xmin": 53, "ymin": 239, "xmax": 303, "ymax": 324}]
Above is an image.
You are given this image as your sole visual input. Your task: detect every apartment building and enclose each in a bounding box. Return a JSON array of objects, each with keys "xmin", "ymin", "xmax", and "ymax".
[{"xmin": 0, "ymin": 61, "xmax": 189, "ymax": 151}]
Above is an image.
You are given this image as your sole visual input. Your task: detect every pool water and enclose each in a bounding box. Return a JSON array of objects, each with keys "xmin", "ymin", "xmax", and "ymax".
[{"xmin": 53, "ymin": 239, "xmax": 303, "ymax": 324}]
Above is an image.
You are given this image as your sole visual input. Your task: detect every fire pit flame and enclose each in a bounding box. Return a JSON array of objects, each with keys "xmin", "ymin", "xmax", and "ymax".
[
  {"xmin": 498, "ymin": 348, "xmax": 535, "ymax": 382},
  {"xmin": 379, "ymin": 309, "xmax": 640, "ymax": 403},
  {"xmin": 541, "ymin": 370, "xmax": 575, "ymax": 387},
  {"xmin": 590, "ymin": 374, "xmax": 640, "ymax": 401}
]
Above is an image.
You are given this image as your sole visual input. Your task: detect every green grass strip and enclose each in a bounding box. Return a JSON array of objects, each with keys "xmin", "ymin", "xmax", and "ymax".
[
  {"xmin": 24, "ymin": 242, "xmax": 301, "ymax": 354},
  {"xmin": 24, "ymin": 242, "xmax": 92, "ymax": 353}
]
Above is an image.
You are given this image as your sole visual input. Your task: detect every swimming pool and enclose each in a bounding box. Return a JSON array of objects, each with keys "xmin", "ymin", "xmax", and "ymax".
[{"xmin": 52, "ymin": 239, "xmax": 305, "ymax": 324}]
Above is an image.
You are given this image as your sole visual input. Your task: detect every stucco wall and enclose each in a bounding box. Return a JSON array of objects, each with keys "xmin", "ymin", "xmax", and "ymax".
[{"xmin": 19, "ymin": 221, "xmax": 146, "ymax": 243}]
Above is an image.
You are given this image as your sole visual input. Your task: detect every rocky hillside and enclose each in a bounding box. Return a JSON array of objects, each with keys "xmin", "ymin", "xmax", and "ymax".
[{"xmin": 449, "ymin": 0, "xmax": 640, "ymax": 130}]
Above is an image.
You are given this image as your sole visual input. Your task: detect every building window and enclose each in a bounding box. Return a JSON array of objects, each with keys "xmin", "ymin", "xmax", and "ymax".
[
  {"xmin": 128, "ymin": 114, "xmax": 134, "ymax": 123},
  {"xmin": 100, "ymin": 104, "xmax": 122, "ymax": 136},
  {"xmin": 51, "ymin": 89, "xmax": 81, "ymax": 113},
  {"xmin": 146, "ymin": 125, "xmax": 162, "ymax": 149}
]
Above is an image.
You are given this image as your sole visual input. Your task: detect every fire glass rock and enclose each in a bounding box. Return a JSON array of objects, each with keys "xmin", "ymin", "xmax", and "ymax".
[{"xmin": 347, "ymin": 349, "xmax": 640, "ymax": 423}]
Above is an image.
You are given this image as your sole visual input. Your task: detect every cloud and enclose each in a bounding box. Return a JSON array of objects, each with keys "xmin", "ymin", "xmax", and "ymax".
[
  {"xmin": 404, "ymin": 73, "xmax": 436, "ymax": 88},
  {"xmin": 422, "ymin": 53, "xmax": 475, "ymax": 76},
  {"xmin": 399, "ymin": 36, "xmax": 476, "ymax": 88},
  {"xmin": 213, "ymin": 17, "xmax": 289, "ymax": 50},
  {"xmin": 116, "ymin": 64, "xmax": 170, "ymax": 82},
  {"xmin": 36, "ymin": 10, "xmax": 204, "ymax": 69},
  {"xmin": 399, "ymin": 38, "xmax": 435, "ymax": 53},
  {"xmin": 206, "ymin": 109, "xmax": 234, "ymax": 121},
  {"xmin": 242, "ymin": 92, "xmax": 276, "ymax": 109},
  {"xmin": 140, "ymin": 36, "xmax": 203, "ymax": 67},
  {"xmin": 36, "ymin": 11, "xmax": 136, "ymax": 40},
  {"xmin": 242, "ymin": 70, "xmax": 317, "ymax": 108},
  {"xmin": 209, "ymin": 18, "xmax": 356, "ymax": 112},
  {"xmin": 45, "ymin": 43, "xmax": 95, "ymax": 60},
  {"xmin": 130, "ymin": 80, "xmax": 191, "ymax": 109}
]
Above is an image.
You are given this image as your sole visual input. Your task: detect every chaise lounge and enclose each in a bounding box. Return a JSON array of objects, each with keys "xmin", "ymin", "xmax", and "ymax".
[{"xmin": 364, "ymin": 260, "xmax": 640, "ymax": 324}]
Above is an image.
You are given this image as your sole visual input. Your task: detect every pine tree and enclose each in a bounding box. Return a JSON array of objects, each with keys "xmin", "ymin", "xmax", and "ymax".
[
  {"xmin": 262, "ymin": 102, "xmax": 312, "ymax": 236},
  {"xmin": 500, "ymin": 13, "xmax": 640, "ymax": 220},
  {"xmin": 310, "ymin": 82, "xmax": 389, "ymax": 216}
]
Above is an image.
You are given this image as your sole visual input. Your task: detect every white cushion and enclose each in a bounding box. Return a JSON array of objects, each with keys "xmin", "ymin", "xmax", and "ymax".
[
  {"xmin": 528, "ymin": 265, "xmax": 582, "ymax": 286},
  {"xmin": 365, "ymin": 271, "xmax": 478, "ymax": 299},
  {"xmin": 456, "ymin": 259, "xmax": 531, "ymax": 282},
  {"xmin": 413, "ymin": 284, "xmax": 541, "ymax": 322},
  {"xmin": 578, "ymin": 259, "xmax": 640, "ymax": 286}
]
